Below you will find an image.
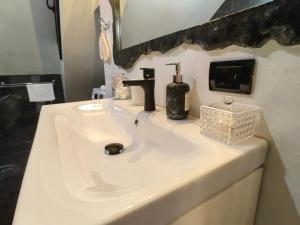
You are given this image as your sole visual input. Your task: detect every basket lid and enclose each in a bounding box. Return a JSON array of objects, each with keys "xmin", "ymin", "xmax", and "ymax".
[{"xmin": 209, "ymin": 102, "xmax": 258, "ymax": 113}]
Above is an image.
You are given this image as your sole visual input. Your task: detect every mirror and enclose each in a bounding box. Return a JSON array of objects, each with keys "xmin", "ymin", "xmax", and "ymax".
[
  {"xmin": 119, "ymin": 0, "xmax": 273, "ymax": 49},
  {"xmin": 110, "ymin": 0, "xmax": 300, "ymax": 68}
]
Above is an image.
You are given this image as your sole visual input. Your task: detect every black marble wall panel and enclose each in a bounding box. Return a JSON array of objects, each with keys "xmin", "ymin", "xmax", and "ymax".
[
  {"xmin": 0, "ymin": 74, "xmax": 64, "ymax": 225},
  {"xmin": 211, "ymin": 0, "xmax": 272, "ymax": 20}
]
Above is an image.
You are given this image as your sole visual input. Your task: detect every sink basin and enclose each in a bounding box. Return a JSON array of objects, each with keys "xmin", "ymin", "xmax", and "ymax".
[
  {"xmin": 54, "ymin": 103, "xmax": 202, "ymax": 202},
  {"xmin": 13, "ymin": 99, "xmax": 267, "ymax": 225}
]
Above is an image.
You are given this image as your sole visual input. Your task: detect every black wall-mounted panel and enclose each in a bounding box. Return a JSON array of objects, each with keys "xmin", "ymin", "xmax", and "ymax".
[{"xmin": 209, "ymin": 59, "xmax": 255, "ymax": 95}]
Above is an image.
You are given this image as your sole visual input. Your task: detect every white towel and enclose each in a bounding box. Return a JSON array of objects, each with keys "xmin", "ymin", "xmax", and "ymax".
[
  {"xmin": 99, "ymin": 31, "xmax": 110, "ymax": 62},
  {"xmin": 26, "ymin": 83, "xmax": 55, "ymax": 102}
]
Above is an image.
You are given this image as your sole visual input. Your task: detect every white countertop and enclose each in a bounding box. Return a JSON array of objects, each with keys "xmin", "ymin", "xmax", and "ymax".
[{"xmin": 13, "ymin": 99, "xmax": 268, "ymax": 225}]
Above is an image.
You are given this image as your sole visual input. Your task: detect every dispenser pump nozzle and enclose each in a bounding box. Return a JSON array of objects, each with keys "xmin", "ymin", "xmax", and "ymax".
[{"xmin": 166, "ymin": 62, "xmax": 182, "ymax": 83}]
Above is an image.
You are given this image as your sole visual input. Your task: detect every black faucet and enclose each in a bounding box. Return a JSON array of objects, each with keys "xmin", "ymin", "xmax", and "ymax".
[{"xmin": 122, "ymin": 68, "xmax": 156, "ymax": 111}]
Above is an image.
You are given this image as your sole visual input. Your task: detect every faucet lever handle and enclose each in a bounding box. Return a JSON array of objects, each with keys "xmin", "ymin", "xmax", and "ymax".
[{"xmin": 140, "ymin": 68, "xmax": 155, "ymax": 80}]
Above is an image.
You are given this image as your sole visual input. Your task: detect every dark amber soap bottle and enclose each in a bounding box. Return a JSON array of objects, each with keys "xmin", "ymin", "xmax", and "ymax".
[{"xmin": 166, "ymin": 63, "xmax": 190, "ymax": 120}]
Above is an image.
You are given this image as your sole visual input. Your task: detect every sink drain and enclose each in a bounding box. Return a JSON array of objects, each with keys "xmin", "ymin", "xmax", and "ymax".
[{"xmin": 104, "ymin": 143, "xmax": 124, "ymax": 155}]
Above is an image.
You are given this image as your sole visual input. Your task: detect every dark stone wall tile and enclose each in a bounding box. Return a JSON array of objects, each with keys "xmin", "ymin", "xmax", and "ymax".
[{"xmin": 0, "ymin": 74, "xmax": 64, "ymax": 225}]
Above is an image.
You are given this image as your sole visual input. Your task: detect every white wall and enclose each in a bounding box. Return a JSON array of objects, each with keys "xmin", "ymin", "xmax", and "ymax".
[
  {"xmin": 61, "ymin": 0, "xmax": 105, "ymax": 101},
  {"xmin": 100, "ymin": 0, "xmax": 300, "ymax": 224},
  {"xmin": 0, "ymin": 0, "xmax": 61, "ymax": 75}
]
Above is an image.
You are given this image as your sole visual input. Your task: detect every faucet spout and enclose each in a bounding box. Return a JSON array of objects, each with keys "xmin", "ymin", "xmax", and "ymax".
[{"xmin": 123, "ymin": 79, "xmax": 156, "ymax": 111}]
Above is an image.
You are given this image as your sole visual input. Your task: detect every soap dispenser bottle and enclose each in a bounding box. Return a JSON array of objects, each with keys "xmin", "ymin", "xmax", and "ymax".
[{"xmin": 166, "ymin": 62, "xmax": 190, "ymax": 120}]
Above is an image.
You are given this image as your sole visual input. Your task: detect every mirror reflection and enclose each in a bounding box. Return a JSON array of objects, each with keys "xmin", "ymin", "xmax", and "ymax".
[{"xmin": 119, "ymin": 0, "xmax": 273, "ymax": 49}]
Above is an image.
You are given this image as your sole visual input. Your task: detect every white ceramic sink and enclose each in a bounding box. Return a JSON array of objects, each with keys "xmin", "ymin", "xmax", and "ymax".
[
  {"xmin": 54, "ymin": 102, "xmax": 202, "ymax": 202},
  {"xmin": 13, "ymin": 99, "xmax": 267, "ymax": 225}
]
